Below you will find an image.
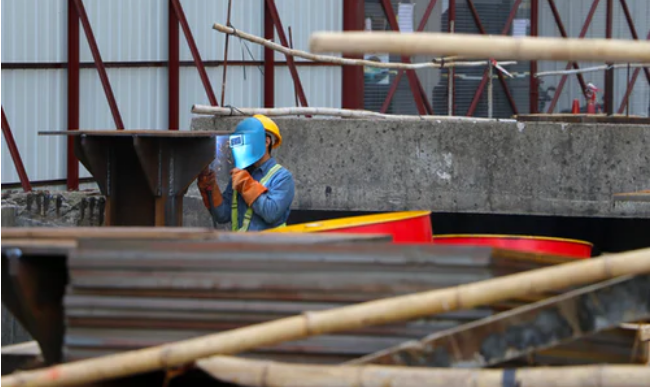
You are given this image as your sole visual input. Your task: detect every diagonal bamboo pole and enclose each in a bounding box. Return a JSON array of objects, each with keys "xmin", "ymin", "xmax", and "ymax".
[
  {"xmin": 2, "ymin": 248, "xmax": 649, "ymax": 387},
  {"xmin": 212, "ymin": 23, "xmax": 515, "ymax": 70},
  {"xmin": 198, "ymin": 357, "xmax": 650, "ymax": 387}
]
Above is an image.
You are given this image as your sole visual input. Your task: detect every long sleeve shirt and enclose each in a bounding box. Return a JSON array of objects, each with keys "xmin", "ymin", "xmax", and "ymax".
[{"xmin": 209, "ymin": 157, "xmax": 295, "ymax": 231}]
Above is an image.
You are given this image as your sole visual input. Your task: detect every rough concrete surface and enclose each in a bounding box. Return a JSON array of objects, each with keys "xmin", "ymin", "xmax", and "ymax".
[{"xmin": 192, "ymin": 116, "xmax": 649, "ymax": 218}]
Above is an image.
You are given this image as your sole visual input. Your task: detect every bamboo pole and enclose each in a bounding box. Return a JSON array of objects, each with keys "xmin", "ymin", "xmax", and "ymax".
[
  {"xmin": 212, "ymin": 23, "xmax": 516, "ymax": 70},
  {"xmin": 190, "ymin": 105, "xmax": 518, "ymax": 123},
  {"xmin": 309, "ymin": 32, "xmax": 651, "ymax": 63},
  {"xmin": 2, "ymin": 248, "xmax": 649, "ymax": 387},
  {"xmin": 198, "ymin": 357, "xmax": 649, "ymax": 387}
]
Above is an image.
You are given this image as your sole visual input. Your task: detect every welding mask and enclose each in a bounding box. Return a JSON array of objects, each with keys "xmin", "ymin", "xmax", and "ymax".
[{"xmin": 229, "ymin": 117, "xmax": 267, "ymax": 169}]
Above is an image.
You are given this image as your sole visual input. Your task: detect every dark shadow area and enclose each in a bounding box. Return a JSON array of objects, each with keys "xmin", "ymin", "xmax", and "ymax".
[{"xmin": 287, "ymin": 210, "xmax": 650, "ymax": 255}]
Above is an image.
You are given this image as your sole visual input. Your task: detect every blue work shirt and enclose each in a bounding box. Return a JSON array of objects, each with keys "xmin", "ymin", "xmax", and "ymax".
[{"xmin": 210, "ymin": 157, "xmax": 295, "ymax": 231}]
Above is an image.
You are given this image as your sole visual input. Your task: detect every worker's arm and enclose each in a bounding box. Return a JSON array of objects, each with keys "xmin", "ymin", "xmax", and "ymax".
[
  {"xmin": 210, "ymin": 181, "xmax": 233, "ymax": 224},
  {"xmin": 250, "ymin": 170, "xmax": 295, "ymax": 224}
]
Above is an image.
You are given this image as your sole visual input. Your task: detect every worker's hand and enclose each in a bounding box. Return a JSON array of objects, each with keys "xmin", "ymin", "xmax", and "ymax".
[
  {"xmin": 231, "ymin": 168, "xmax": 268, "ymax": 206},
  {"xmin": 197, "ymin": 168, "xmax": 223, "ymax": 209}
]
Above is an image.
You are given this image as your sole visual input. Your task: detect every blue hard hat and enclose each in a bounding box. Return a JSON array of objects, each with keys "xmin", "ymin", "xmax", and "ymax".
[{"xmin": 229, "ymin": 117, "xmax": 267, "ymax": 169}]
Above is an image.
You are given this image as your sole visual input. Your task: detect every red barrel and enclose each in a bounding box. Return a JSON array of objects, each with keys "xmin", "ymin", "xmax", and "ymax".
[
  {"xmin": 265, "ymin": 211, "xmax": 433, "ymax": 243},
  {"xmin": 431, "ymin": 234, "xmax": 592, "ymax": 258}
]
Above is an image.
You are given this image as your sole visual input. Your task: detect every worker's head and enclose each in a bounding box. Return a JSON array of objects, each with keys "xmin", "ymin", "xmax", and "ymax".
[{"xmin": 229, "ymin": 115, "xmax": 282, "ymax": 169}]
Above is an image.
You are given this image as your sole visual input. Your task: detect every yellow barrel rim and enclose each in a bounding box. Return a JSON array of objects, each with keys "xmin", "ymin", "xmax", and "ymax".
[
  {"xmin": 431, "ymin": 233, "xmax": 593, "ymax": 247},
  {"xmin": 265, "ymin": 211, "xmax": 432, "ymax": 233}
]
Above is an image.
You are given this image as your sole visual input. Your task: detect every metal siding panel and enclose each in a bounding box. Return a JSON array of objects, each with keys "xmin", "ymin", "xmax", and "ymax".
[
  {"xmin": 272, "ymin": 0, "xmax": 343, "ymax": 62},
  {"xmin": 178, "ymin": 0, "xmax": 263, "ymax": 62},
  {"xmin": 275, "ymin": 67, "xmax": 342, "ymax": 109},
  {"xmin": 78, "ymin": 0, "xmax": 166, "ymax": 62},
  {"xmin": 1, "ymin": 70, "xmax": 67, "ymax": 183},
  {"xmin": 181, "ymin": 66, "xmax": 262, "ymax": 130},
  {"xmin": 1, "ymin": 0, "xmax": 67, "ymax": 63}
]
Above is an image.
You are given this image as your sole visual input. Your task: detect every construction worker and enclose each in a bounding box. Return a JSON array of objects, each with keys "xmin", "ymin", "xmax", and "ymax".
[{"xmin": 196, "ymin": 115, "xmax": 295, "ymax": 232}]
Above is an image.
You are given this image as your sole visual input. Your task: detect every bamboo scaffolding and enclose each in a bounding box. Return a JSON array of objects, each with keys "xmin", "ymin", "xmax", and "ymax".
[
  {"xmin": 198, "ymin": 357, "xmax": 649, "ymax": 387},
  {"xmin": 212, "ymin": 23, "xmax": 516, "ymax": 70},
  {"xmin": 2, "ymin": 248, "xmax": 649, "ymax": 387},
  {"xmin": 309, "ymin": 32, "xmax": 651, "ymax": 63},
  {"xmin": 191, "ymin": 105, "xmax": 517, "ymax": 123},
  {"xmin": 536, "ymin": 63, "xmax": 649, "ymax": 77}
]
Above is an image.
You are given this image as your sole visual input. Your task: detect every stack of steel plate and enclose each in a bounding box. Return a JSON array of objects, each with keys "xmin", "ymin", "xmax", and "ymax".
[{"xmin": 63, "ymin": 239, "xmax": 576, "ymax": 363}]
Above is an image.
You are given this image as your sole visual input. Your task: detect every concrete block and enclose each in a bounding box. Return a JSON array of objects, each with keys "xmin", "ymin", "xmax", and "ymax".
[{"xmin": 191, "ymin": 117, "xmax": 649, "ymax": 218}]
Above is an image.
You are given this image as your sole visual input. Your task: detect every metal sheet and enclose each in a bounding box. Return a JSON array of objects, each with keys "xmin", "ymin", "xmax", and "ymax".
[{"xmin": 275, "ymin": 67, "xmax": 342, "ymax": 109}]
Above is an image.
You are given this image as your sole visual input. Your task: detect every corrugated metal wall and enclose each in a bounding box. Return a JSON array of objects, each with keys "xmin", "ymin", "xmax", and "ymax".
[{"xmin": 1, "ymin": 0, "xmax": 343, "ymax": 184}]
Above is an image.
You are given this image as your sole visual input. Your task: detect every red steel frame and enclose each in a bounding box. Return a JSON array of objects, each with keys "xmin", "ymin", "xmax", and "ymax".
[
  {"xmin": 342, "ymin": 0, "xmax": 365, "ymax": 109},
  {"xmin": 546, "ymin": 0, "xmax": 600, "ymax": 114},
  {"xmin": 6, "ymin": 0, "xmax": 648, "ymax": 190},
  {"xmin": 465, "ymin": 0, "xmax": 522, "ymax": 116},
  {"xmin": 379, "ymin": 0, "xmax": 436, "ymax": 115},
  {"xmin": 1, "ymin": 107, "xmax": 32, "ymax": 192}
]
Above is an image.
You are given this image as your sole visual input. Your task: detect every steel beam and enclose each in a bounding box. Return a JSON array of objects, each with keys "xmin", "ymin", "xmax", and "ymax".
[
  {"xmin": 1, "ymin": 108, "xmax": 32, "ymax": 192},
  {"xmin": 604, "ymin": 0, "xmax": 614, "ymax": 115},
  {"xmin": 618, "ymin": 32, "xmax": 649, "ymax": 114},
  {"xmin": 265, "ymin": 0, "xmax": 310, "ymax": 112},
  {"xmin": 1, "ymin": 248, "xmax": 68, "ymax": 365},
  {"xmin": 529, "ymin": 0, "xmax": 539, "ymax": 114},
  {"xmin": 351, "ymin": 274, "xmax": 650, "ymax": 367},
  {"xmin": 168, "ymin": 0, "xmax": 180, "ymax": 130},
  {"xmin": 546, "ymin": 0, "xmax": 600, "ymax": 114},
  {"xmin": 170, "ymin": 0, "xmax": 218, "ymax": 106},
  {"xmin": 72, "ymin": 0, "xmax": 125, "ymax": 129},
  {"xmin": 379, "ymin": 0, "xmax": 437, "ymax": 115},
  {"xmin": 448, "ymin": 0, "xmax": 456, "ymax": 116},
  {"xmin": 341, "ymin": 0, "xmax": 364, "ymax": 110},
  {"xmin": 40, "ymin": 131, "xmax": 225, "ymax": 226},
  {"xmin": 619, "ymin": 0, "xmax": 649, "ymax": 82},
  {"xmin": 466, "ymin": 0, "xmax": 522, "ymax": 117},
  {"xmin": 263, "ymin": 0, "xmax": 275, "ymax": 108},
  {"xmin": 67, "ymin": 0, "xmax": 80, "ymax": 190}
]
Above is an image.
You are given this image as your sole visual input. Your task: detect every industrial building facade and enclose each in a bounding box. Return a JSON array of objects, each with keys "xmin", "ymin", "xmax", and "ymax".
[{"xmin": 1, "ymin": 0, "xmax": 649, "ymax": 187}]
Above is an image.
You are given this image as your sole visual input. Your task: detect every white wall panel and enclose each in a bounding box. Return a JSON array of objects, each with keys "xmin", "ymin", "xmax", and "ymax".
[
  {"xmin": 79, "ymin": 0, "xmax": 167, "ymax": 62},
  {"xmin": 273, "ymin": 0, "xmax": 342, "ymax": 62},
  {"xmin": 274, "ymin": 67, "xmax": 342, "ymax": 109},
  {"xmin": 1, "ymin": 70, "xmax": 67, "ymax": 183},
  {"xmin": 179, "ymin": 0, "xmax": 263, "ymax": 62},
  {"xmin": 1, "ymin": 0, "xmax": 67, "ymax": 63},
  {"xmin": 180, "ymin": 66, "xmax": 263, "ymax": 130}
]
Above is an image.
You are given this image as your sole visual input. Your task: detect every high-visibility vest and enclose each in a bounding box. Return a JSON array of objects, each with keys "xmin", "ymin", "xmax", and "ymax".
[{"xmin": 231, "ymin": 164, "xmax": 286, "ymax": 232}]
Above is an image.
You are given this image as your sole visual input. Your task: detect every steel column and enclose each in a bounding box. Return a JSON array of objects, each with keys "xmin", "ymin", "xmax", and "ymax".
[
  {"xmin": 265, "ymin": 0, "xmax": 310, "ymax": 111},
  {"xmin": 379, "ymin": 0, "xmax": 437, "ymax": 115},
  {"xmin": 341, "ymin": 0, "xmax": 364, "ymax": 110},
  {"xmin": 1, "ymin": 108, "xmax": 32, "ymax": 192},
  {"xmin": 168, "ymin": 0, "xmax": 180, "ymax": 130},
  {"xmin": 447, "ymin": 0, "xmax": 456, "ymax": 116},
  {"xmin": 170, "ymin": 0, "xmax": 218, "ymax": 106},
  {"xmin": 67, "ymin": 0, "xmax": 80, "ymax": 190},
  {"xmin": 529, "ymin": 0, "xmax": 539, "ymax": 113},
  {"xmin": 604, "ymin": 0, "xmax": 614, "ymax": 115},
  {"xmin": 263, "ymin": 1, "xmax": 275, "ymax": 108},
  {"xmin": 546, "ymin": 0, "xmax": 600, "ymax": 114},
  {"xmin": 72, "ymin": 0, "xmax": 125, "ymax": 130},
  {"xmin": 619, "ymin": 0, "xmax": 650, "ymax": 83},
  {"xmin": 466, "ymin": 0, "xmax": 522, "ymax": 117},
  {"xmin": 618, "ymin": 31, "xmax": 650, "ymax": 114}
]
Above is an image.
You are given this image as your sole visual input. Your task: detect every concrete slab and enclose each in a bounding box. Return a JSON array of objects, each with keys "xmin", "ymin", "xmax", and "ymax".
[{"xmin": 191, "ymin": 117, "xmax": 649, "ymax": 219}]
